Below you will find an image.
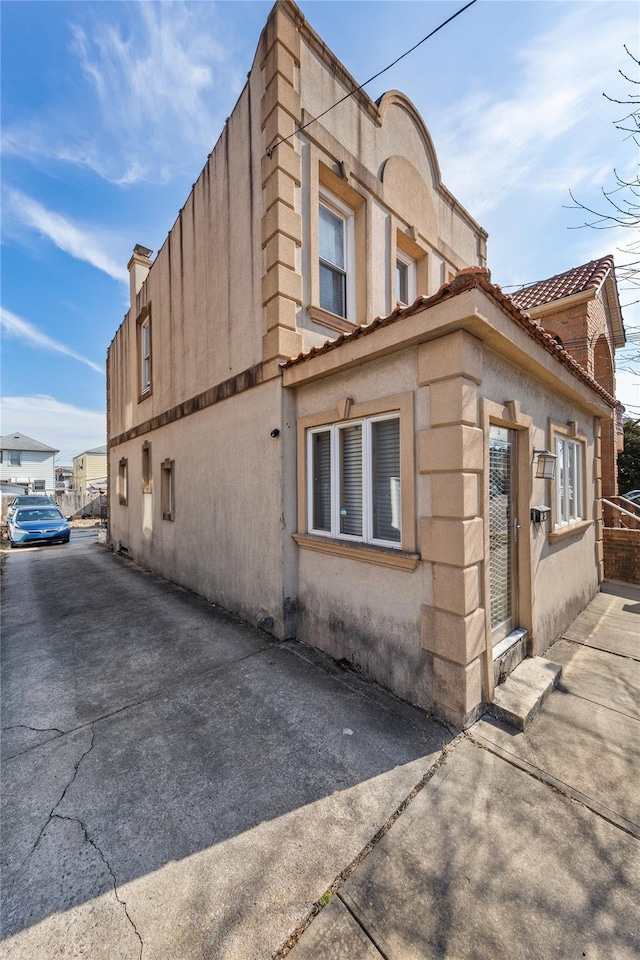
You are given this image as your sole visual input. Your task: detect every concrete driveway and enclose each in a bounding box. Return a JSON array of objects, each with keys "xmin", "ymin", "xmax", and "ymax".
[{"xmin": 1, "ymin": 538, "xmax": 451, "ymax": 959}]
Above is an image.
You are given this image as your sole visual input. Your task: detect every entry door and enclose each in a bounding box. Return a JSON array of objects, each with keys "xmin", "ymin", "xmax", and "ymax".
[{"xmin": 489, "ymin": 426, "xmax": 518, "ymax": 644}]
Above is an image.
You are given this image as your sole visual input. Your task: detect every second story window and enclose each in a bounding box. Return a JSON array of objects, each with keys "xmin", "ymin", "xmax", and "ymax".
[
  {"xmin": 9, "ymin": 452, "xmax": 21, "ymax": 466},
  {"xmin": 319, "ymin": 194, "xmax": 354, "ymax": 320},
  {"xmin": 396, "ymin": 250, "xmax": 416, "ymax": 307},
  {"xmin": 137, "ymin": 306, "xmax": 152, "ymax": 400}
]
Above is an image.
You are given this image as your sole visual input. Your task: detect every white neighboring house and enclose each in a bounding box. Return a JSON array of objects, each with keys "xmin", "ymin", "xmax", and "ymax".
[{"xmin": 0, "ymin": 432, "xmax": 58, "ymax": 495}]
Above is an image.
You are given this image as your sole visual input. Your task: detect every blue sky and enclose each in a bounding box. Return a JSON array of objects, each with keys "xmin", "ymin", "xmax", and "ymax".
[{"xmin": 2, "ymin": 0, "xmax": 638, "ymax": 463}]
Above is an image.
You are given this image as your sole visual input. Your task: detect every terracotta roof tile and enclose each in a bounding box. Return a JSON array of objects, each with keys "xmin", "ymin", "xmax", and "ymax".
[
  {"xmin": 509, "ymin": 256, "xmax": 614, "ymax": 311},
  {"xmin": 282, "ymin": 267, "xmax": 616, "ymax": 408}
]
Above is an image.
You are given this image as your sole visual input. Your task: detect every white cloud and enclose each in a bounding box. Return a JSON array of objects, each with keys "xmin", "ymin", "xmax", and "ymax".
[
  {"xmin": 2, "ymin": 2, "xmax": 245, "ymax": 185},
  {"xmin": 1, "ymin": 307, "xmax": 104, "ymax": 375},
  {"xmin": 437, "ymin": 4, "xmax": 635, "ymax": 215},
  {"xmin": 0, "ymin": 395, "xmax": 106, "ymax": 464},
  {"xmin": 5, "ymin": 190, "xmax": 127, "ymax": 282}
]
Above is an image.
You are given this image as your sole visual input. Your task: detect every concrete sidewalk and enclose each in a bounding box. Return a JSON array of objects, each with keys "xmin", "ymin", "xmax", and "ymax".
[{"xmin": 287, "ymin": 581, "xmax": 640, "ymax": 960}]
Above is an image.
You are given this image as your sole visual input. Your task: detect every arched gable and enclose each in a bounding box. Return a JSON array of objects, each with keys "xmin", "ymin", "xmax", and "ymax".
[
  {"xmin": 379, "ymin": 155, "xmax": 437, "ymax": 237},
  {"xmin": 376, "ymin": 90, "xmax": 443, "ymax": 189}
]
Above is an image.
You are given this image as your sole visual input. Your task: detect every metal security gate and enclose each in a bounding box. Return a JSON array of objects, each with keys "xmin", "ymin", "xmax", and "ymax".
[{"xmin": 489, "ymin": 425, "xmax": 518, "ymax": 644}]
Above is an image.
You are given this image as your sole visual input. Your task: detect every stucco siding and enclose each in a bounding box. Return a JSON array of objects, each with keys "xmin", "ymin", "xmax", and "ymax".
[
  {"xmin": 108, "ymin": 72, "xmax": 265, "ymax": 439},
  {"xmin": 109, "ymin": 379, "xmax": 287, "ymax": 634},
  {"xmin": 480, "ymin": 347, "xmax": 599, "ymax": 650}
]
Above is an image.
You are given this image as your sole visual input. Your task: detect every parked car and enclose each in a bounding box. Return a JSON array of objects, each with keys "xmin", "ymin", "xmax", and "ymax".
[
  {"xmin": 6, "ymin": 494, "xmax": 56, "ymax": 523},
  {"xmin": 7, "ymin": 505, "xmax": 70, "ymax": 548},
  {"xmin": 622, "ymin": 490, "xmax": 640, "ymax": 505}
]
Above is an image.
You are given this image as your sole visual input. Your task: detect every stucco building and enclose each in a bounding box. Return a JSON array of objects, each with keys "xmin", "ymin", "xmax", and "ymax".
[{"xmin": 107, "ymin": 0, "xmax": 624, "ymax": 726}]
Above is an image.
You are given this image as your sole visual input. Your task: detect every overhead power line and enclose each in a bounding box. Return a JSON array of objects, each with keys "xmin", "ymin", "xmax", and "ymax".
[{"xmin": 266, "ymin": 0, "xmax": 478, "ymax": 158}]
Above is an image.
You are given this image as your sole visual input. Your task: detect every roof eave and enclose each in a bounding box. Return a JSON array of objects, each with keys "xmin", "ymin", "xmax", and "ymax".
[{"xmin": 283, "ymin": 281, "xmax": 615, "ymax": 415}]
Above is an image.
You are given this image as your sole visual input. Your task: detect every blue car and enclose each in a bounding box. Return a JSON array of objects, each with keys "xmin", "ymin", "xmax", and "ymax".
[{"xmin": 8, "ymin": 505, "xmax": 70, "ymax": 548}]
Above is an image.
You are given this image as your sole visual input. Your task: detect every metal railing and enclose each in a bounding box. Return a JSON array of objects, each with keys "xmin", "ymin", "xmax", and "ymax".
[{"xmin": 602, "ymin": 496, "xmax": 640, "ymax": 529}]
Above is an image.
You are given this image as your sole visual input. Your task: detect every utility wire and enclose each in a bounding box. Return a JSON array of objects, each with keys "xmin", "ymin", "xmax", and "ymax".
[{"xmin": 265, "ymin": 0, "xmax": 478, "ymax": 158}]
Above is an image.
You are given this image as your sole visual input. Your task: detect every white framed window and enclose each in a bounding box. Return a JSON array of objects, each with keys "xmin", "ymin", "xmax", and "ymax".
[
  {"xmin": 319, "ymin": 191, "xmax": 355, "ymax": 320},
  {"xmin": 308, "ymin": 414, "xmax": 401, "ymax": 548},
  {"xmin": 9, "ymin": 452, "xmax": 21, "ymax": 466},
  {"xmin": 554, "ymin": 435, "xmax": 583, "ymax": 526},
  {"xmin": 396, "ymin": 249, "xmax": 416, "ymax": 307}
]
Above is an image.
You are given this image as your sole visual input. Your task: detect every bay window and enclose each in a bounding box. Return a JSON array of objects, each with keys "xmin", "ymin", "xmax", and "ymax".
[{"xmin": 308, "ymin": 415, "xmax": 401, "ymax": 547}]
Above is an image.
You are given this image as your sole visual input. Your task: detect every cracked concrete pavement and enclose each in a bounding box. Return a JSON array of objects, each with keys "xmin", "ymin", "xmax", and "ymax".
[
  {"xmin": 2, "ymin": 537, "xmax": 639, "ymax": 960},
  {"xmin": 1, "ymin": 537, "xmax": 453, "ymax": 959}
]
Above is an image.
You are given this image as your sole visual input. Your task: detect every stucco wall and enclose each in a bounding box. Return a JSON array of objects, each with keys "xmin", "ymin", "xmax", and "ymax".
[
  {"xmin": 291, "ymin": 345, "xmax": 432, "ymax": 710},
  {"xmin": 289, "ymin": 330, "xmax": 601, "ymax": 717},
  {"xmin": 298, "ymin": 41, "xmax": 482, "ymax": 272},
  {"xmin": 109, "ymin": 379, "xmax": 288, "ymax": 634},
  {"xmin": 480, "ymin": 347, "xmax": 599, "ymax": 648},
  {"xmin": 108, "ymin": 70, "xmax": 265, "ymax": 440}
]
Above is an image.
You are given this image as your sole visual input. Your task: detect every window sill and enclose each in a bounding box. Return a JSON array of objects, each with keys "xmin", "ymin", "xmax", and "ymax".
[
  {"xmin": 308, "ymin": 305, "xmax": 355, "ymax": 335},
  {"xmin": 138, "ymin": 388, "xmax": 152, "ymax": 404},
  {"xmin": 293, "ymin": 533, "xmax": 420, "ymax": 571},
  {"xmin": 548, "ymin": 519, "xmax": 591, "ymax": 544}
]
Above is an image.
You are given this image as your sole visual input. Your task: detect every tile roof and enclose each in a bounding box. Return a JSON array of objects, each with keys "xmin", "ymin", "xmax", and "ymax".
[
  {"xmin": 509, "ymin": 256, "xmax": 614, "ymax": 311},
  {"xmin": 282, "ymin": 267, "xmax": 616, "ymax": 408},
  {"xmin": 0, "ymin": 432, "xmax": 58, "ymax": 453}
]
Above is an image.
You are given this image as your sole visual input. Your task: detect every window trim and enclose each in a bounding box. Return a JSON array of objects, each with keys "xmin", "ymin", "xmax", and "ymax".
[
  {"xmin": 161, "ymin": 458, "xmax": 175, "ymax": 521},
  {"xmin": 118, "ymin": 457, "xmax": 128, "ymax": 506},
  {"xmin": 318, "ymin": 189, "xmax": 356, "ymax": 323},
  {"xmin": 137, "ymin": 305, "xmax": 152, "ymax": 401},
  {"xmin": 297, "ymin": 392, "xmax": 416, "ymax": 562},
  {"xmin": 548, "ymin": 420, "xmax": 591, "ymax": 543},
  {"xmin": 9, "ymin": 451, "xmax": 21, "ymax": 466},
  {"xmin": 395, "ymin": 248, "xmax": 417, "ymax": 307},
  {"xmin": 141, "ymin": 440, "xmax": 152, "ymax": 494},
  {"xmin": 307, "ymin": 414, "xmax": 403, "ymax": 549}
]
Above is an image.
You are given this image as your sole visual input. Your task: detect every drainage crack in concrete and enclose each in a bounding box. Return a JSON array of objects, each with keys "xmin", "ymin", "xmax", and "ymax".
[
  {"xmin": 52, "ymin": 812, "xmax": 144, "ymax": 960},
  {"xmin": 3, "ymin": 722, "xmax": 66, "ymax": 736},
  {"xmin": 20, "ymin": 724, "xmax": 96, "ymax": 868},
  {"xmin": 271, "ymin": 734, "xmax": 463, "ymax": 959}
]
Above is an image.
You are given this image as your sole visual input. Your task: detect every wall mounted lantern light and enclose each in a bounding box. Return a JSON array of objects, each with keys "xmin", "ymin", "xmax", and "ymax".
[{"xmin": 533, "ymin": 449, "xmax": 557, "ymax": 480}]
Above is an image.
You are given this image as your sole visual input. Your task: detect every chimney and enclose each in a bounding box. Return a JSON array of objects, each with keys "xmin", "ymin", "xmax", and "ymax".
[{"xmin": 127, "ymin": 244, "xmax": 153, "ymax": 310}]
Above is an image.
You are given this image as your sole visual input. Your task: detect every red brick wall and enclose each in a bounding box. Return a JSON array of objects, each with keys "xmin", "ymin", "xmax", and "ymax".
[{"xmin": 603, "ymin": 528, "xmax": 640, "ymax": 584}]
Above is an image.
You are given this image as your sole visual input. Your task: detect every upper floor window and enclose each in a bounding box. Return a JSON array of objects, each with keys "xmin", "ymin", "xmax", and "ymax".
[
  {"xmin": 555, "ymin": 435, "xmax": 583, "ymax": 526},
  {"xmin": 396, "ymin": 250, "xmax": 416, "ymax": 307},
  {"xmin": 137, "ymin": 306, "xmax": 152, "ymax": 399},
  {"xmin": 308, "ymin": 415, "xmax": 401, "ymax": 548},
  {"xmin": 9, "ymin": 452, "xmax": 21, "ymax": 466},
  {"xmin": 319, "ymin": 193, "xmax": 354, "ymax": 320}
]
